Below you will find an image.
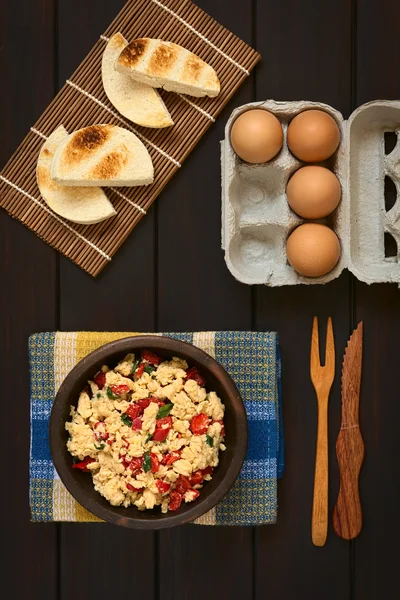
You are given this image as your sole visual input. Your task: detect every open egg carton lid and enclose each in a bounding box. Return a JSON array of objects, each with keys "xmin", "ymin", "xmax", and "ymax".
[{"xmin": 221, "ymin": 98, "xmax": 400, "ymax": 286}]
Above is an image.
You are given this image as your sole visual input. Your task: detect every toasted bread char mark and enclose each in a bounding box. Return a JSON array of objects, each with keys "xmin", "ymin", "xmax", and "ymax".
[
  {"xmin": 42, "ymin": 148, "xmax": 52, "ymax": 157},
  {"xmin": 119, "ymin": 38, "xmax": 149, "ymax": 68},
  {"xmin": 89, "ymin": 148, "xmax": 129, "ymax": 180},
  {"xmin": 67, "ymin": 125, "xmax": 112, "ymax": 165},
  {"xmin": 148, "ymin": 42, "xmax": 179, "ymax": 75},
  {"xmin": 181, "ymin": 55, "xmax": 203, "ymax": 84}
]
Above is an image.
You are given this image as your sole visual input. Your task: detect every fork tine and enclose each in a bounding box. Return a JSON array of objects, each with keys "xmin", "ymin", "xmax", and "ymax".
[
  {"xmin": 324, "ymin": 317, "xmax": 335, "ymax": 375},
  {"xmin": 310, "ymin": 316, "xmax": 321, "ymax": 377}
]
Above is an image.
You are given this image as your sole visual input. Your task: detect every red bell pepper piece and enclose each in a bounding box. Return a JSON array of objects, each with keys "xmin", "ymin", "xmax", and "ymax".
[
  {"xmin": 110, "ymin": 384, "xmax": 130, "ymax": 397},
  {"xmin": 149, "ymin": 396, "xmax": 165, "ymax": 407},
  {"xmin": 136, "ymin": 398, "xmax": 150, "ymax": 410},
  {"xmin": 152, "ymin": 416, "xmax": 173, "ymax": 442},
  {"xmin": 128, "ymin": 457, "xmax": 144, "ymax": 476},
  {"xmin": 202, "ymin": 466, "xmax": 214, "ymax": 477},
  {"xmin": 150, "ymin": 453, "xmax": 160, "ymax": 473},
  {"xmin": 135, "ymin": 363, "xmax": 145, "ymax": 379},
  {"xmin": 169, "ymin": 490, "xmax": 183, "ymax": 511},
  {"xmin": 126, "ymin": 483, "xmax": 143, "ymax": 492},
  {"xmin": 161, "ymin": 451, "xmax": 181, "ymax": 466},
  {"xmin": 175, "ymin": 475, "xmax": 191, "ymax": 495},
  {"xmin": 131, "ymin": 417, "xmax": 142, "ymax": 431},
  {"xmin": 93, "ymin": 371, "xmax": 106, "ymax": 389},
  {"xmin": 126, "ymin": 404, "xmax": 141, "ymax": 419},
  {"xmin": 190, "ymin": 470, "xmax": 204, "ymax": 486},
  {"xmin": 185, "ymin": 488, "xmax": 200, "ymax": 501},
  {"xmin": 156, "ymin": 480, "xmax": 171, "ymax": 494},
  {"xmin": 190, "ymin": 414, "xmax": 210, "ymax": 435},
  {"xmin": 72, "ymin": 457, "xmax": 95, "ymax": 472},
  {"xmin": 141, "ymin": 349, "xmax": 161, "ymax": 365},
  {"xmin": 186, "ymin": 367, "xmax": 206, "ymax": 387}
]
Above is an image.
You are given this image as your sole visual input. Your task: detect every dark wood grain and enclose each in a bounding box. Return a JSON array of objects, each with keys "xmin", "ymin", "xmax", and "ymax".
[
  {"xmin": 354, "ymin": 1, "xmax": 400, "ymax": 596},
  {"xmin": 254, "ymin": 0, "xmax": 352, "ymax": 596},
  {"xmin": 0, "ymin": 1, "xmax": 58, "ymax": 598},
  {"xmin": 60, "ymin": 524, "xmax": 156, "ymax": 596},
  {"xmin": 333, "ymin": 323, "xmax": 364, "ymax": 540},
  {"xmin": 157, "ymin": 1, "xmax": 254, "ymax": 598},
  {"xmin": 333, "ymin": 428, "xmax": 364, "ymax": 540},
  {"xmin": 57, "ymin": 2, "xmax": 156, "ymax": 597},
  {"xmin": 159, "ymin": 526, "xmax": 254, "ymax": 600},
  {"xmin": 352, "ymin": 286, "xmax": 400, "ymax": 598}
]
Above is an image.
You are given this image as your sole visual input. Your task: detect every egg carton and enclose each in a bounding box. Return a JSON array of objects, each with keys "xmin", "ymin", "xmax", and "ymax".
[{"xmin": 221, "ymin": 99, "xmax": 400, "ymax": 286}]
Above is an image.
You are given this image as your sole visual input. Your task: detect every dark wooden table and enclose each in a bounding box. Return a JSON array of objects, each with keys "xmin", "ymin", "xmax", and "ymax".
[{"xmin": 1, "ymin": 0, "xmax": 399, "ymax": 598}]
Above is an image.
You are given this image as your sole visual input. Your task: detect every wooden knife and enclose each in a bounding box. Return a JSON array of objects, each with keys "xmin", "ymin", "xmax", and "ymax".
[{"xmin": 333, "ymin": 321, "xmax": 365, "ymax": 539}]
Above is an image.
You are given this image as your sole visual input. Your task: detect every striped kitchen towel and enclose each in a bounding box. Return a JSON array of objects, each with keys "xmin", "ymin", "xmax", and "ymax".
[{"xmin": 29, "ymin": 331, "xmax": 284, "ymax": 526}]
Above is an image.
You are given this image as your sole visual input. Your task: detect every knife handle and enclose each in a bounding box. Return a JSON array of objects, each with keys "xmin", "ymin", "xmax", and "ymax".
[{"xmin": 333, "ymin": 426, "xmax": 364, "ymax": 539}]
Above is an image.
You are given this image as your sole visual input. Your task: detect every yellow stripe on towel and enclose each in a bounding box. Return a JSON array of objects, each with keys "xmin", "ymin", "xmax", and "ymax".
[
  {"xmin": 75, "ymin": 331, "xmax": 140, "ymax": 363},
  {"xmin": 75, "ymin": 501, "xmax": 103, "ymax": 522}
]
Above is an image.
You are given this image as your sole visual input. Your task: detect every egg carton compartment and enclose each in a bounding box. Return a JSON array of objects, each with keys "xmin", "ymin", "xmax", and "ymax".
[
  {"xmin": 221, "ymin": 98, "xmax": 400, "ymax": 286},
  {"xmin": 229, "ymin": 163, "xmax": 301, "ymax": 230},
  {"xmin": 347, "ymin": 101, "xmax": 400, "ymax": 284}
]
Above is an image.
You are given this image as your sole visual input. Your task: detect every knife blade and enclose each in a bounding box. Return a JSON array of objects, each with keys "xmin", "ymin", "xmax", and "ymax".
[{"xmin": 333, "ymin": 321, "xmax": 365, "ymax": 540}]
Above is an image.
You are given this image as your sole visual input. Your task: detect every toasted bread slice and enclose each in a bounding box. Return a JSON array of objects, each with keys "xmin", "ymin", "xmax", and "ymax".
[
  {"xmin": 115, "ymin": 38, "xmax": 220, "ymax": 98},
  {"xmin": 51, "ymin": 124, "xmax": 154, "ymax": 187},
  {"xmin": 37, "ymin": 126, "xmax": 116, "ymax": 224},
  {"xmin": 102, "ymin": 33, "xmax": 173, "ymax": 128}
]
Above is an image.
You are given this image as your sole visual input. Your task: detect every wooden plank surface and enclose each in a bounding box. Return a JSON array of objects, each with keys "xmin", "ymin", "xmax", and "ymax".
[
  {"xmin": 0, "ymin": 1, "xmax": 58, "ymax": 599},
  {"xmin": 57, "ymin": 2, "xmax": 157, "ymax": 598},
  {"xmin": 254, "ymin": 0, "xmax": 352, "ymax": 597},
  {"xmin": 354, "ymin": 1, "xmax": 400, "ymax": 597},
  {"xmin": 2, "ymin": 0, "xmax": 400, "ymax": 598}
]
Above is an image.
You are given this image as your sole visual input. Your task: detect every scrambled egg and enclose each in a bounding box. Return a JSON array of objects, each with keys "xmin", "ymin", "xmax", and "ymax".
[{"xmin": 66, "ymin": 351, "xmax": 225, "ymax": 513}]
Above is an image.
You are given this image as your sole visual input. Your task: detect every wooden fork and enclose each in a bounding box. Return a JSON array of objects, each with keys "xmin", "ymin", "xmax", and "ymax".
[{"xmin": 310, "ymin": 317, "xmax": 335, "ymax": 547}]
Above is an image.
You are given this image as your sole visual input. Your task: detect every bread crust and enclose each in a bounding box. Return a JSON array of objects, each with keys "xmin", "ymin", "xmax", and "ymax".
[
  {"xmin": 51, "ymin": 124, "xmax": 154, "ymax": 187},
  {"xmin": 116, "ymin": 38, "xmax": 220, "ymax": 98},
  {"xmin": 102, "ymin": 33, "xmax": 173, "ymax": 128},
  {"xmin": 36, "ymin": 125, "xmax": 117, "ymax": 224}
]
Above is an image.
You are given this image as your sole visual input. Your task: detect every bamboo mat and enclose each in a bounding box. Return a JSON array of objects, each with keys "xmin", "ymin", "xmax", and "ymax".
[{"xmin": 0, "ymin": 0, "xmax": 260, "ymax": 277}]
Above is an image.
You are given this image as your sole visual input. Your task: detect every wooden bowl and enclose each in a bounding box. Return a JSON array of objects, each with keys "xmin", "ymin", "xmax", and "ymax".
[{"xmin": 50, "ymin": 336, "xmax": 247, "ymax": 529}]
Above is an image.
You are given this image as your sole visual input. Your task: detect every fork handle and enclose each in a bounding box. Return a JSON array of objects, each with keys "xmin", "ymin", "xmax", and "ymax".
[{"xmin": 312, "ymin": 393, "xmax": 328, "ymax": 546}]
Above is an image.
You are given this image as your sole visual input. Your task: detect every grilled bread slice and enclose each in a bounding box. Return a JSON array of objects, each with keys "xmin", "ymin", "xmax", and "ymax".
[
  {"xmin": 115, "ymin": 38, "xmax": 220, "ymax": 98},
  {"xmin": 102, "ymin": 33, "xmax": 173, "ymax": 128},
  {"xmin": 37, "ymin": 126, "xmax": 116, "ymax": 224},
  {"xmin": 51, "ymin": 124, "xmax": 154, "ymax": 187}
]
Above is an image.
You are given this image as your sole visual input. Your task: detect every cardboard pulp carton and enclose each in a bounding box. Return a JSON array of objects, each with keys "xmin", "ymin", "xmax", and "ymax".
[{"xmin": 221, "ymin": 99, "xmax": 400, "ymax": 286}]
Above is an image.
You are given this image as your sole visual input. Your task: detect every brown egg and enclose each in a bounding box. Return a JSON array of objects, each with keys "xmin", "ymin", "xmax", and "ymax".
[
  {"xmin": 286, "ymin": 223, "xmax": 340, "ymax": 277},
  {"xmin": 287, "ymin": 110, "xmax": 340, "ymax": 162},
  {"xmin": 230, "ymin": 109, "xmax": 283, "ymax": 163},
  {"xmin": 287, "ymin": 166, "xmax": 341, "ymax": 219}
]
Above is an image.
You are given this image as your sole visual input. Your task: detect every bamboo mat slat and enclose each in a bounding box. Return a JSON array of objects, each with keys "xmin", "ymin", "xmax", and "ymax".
[{"xmin": 0, "ymin": 0, "xmax": 260, "ymax": 277}]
